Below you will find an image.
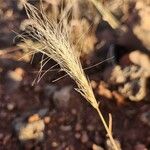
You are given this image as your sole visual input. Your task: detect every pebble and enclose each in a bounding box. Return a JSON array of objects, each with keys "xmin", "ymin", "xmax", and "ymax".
[
  {"xmin": 28, "ymin": 114, "xmax": 40, "ymax": 123},
  {"xmin": 134, "ymin": 143, "xmax": 148, "ymax": 150},
  {"xmin": 75, "ymin": 133, "xmax": 81, "ymax": 139},
  {"xmin": 129, "ymin": 50, "xmax": 150, "ymax": 75},
  {"xmin": 13, "ymin": 109, "xmax": 49, "ymax": 142},
  {"xmin": 81, "ymin": 131, "xmax": 89, "ymax": 143},
  {"xmin": 6, "ymin": 68, "xmax": 24, "ymax": 93},
  {"xmin": 92, "ymin": 144, "xmax": 104, "ymax": 150},
  {"xmin": 60, "ymin": 125, "xmax": 72, "ymax": 132},
  {"xmin": 71, "ymin": 109, "xmax": 77, "ymax": 115},
  {"xmin": 105, "ymin": 64, "xmax": 149, "ymax": 102},
  {"xmin": 7, "ymin": 68, "xmax": 24, "ymax": 82},
  {"xmin": 109, "ymin": 65, "xmax": 126, "ymax": 84},
  {"xmin": 75, "ymin": 123, "xmax": 82, "ymax": 131},
  {"xmin": 91, "ymin": 80, "xmax": 97, "ymax": 89},
  {"xmin": 51, "ymin": 141, "xmax": 59, "ymax": 147},
  {"xmin": 47, "ymin": 130, "xmax": 52, "ymax": 136},
  {"xmin": 98, "ymin": 81, "xmax": 112, "ymax": 99},
  {"xmin": 53, "ymin": 86, "xmax": 72, "ymax": 109},
  {"xmin": 44, "ymin": 116, "xmax": 51, "ymax": 124},
  {"xmin": 112, "ymin": 91, "xmax": 125, "ymax": 105},
  {"xmin": 7, "ymin": 103, "xmax": 15, "ymax": 111},
  {"xmin": 87, "ymin": 124, "xmax": 95, "ymax": 131},
  {"xmin": 18, "ymin": 120, "xmax": 45, "ymax": 141}
]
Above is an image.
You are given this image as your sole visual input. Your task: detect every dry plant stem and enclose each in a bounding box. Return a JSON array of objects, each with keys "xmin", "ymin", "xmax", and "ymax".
[
  {"xmin": 21, "ymin": 2, "xmax": 119, "ymax": 150},
  {"xmin": 90, "ymin": 0, "xmax": 120, "ymax": 29},
  {"xmin": 96, "ymin": 107, "xmax": 119, "ymax": 150}
]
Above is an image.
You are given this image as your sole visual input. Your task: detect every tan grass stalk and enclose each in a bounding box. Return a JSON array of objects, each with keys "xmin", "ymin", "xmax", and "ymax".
[
  {"xmin": 21, "ymin": 1, "xmax": 119, "ymax": 149},
  {"xmin": 89, "ymin": 0, "xmax": 120, "ymax": 29}
]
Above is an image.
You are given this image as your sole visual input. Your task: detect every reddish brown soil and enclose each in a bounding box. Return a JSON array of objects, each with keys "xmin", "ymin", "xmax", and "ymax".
[{"xmin": 0, "ymin": 1, "xmax": 150, "ymax": 150}]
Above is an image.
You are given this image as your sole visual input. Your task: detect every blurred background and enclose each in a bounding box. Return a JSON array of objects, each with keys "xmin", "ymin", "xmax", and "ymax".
[{"xmin": 0, "ymin": 0, "xmax": 150, "ymax": 149}]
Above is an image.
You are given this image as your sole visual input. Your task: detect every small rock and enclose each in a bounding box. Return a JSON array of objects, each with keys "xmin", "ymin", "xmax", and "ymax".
[
  {"xmin": 47, "ymin": 130, "xmax": 52, "ymax": 136},
  {"xmin": 5, "ymin": 68, "xmax": 25, "ymax": 93},
  {"xmin": 134, "ymin": 143, "xmax": 148, "ymax": 150},
  {"xmin": 44, "ymin": 116, "xmax": 51, "ymax": 124},
  {"xmin": 7, "ymin": 103, "xmax": 15, "ymax": 111},
  {"xmin": 98, "ymin": 81, "xmax": 113, "ymax": 99},
  {"xmin": 75, "ymin": 133, "xmax": 81, "ymax": 139},
  {"xmin": 13, "ymin": 109, "xmax": 49, "ymax": 142},
  {"xmin": 87, "ymin": 124, "xmax": 95, "ymax": 131},
  {"xmin": 18, "ymin": 120, "xmax": 45, "ymax": 141},
  {"xmin": 91, "ymin": 80, "xmax": 97, "ymax": 89},
  {"xmin": 7, "ymin": 68, "xmax": 24, "ymax": 82},
  {"xmin": 53, "ymin": 86, "xmax": 72, "ymax": 109},
  {"xmin": 51, "ymin": 141, "xmax": 59, "ymax": 147},
  {"xmin": 112, "ymin": 91, "xmax": 125, "ymax": 105},
  {"xmin": 60, "ymin": 125, "xmax": 72, "ymax": 132},
  {"xmin": 81, "ymin": 131, "xmax": 89, "ymax": 143},
  {"xmin": 129, "ymin": 50, "xmax": 150, "ymax": 74},
  {"xmin": 75, "ymin": 123, "xmax": 82, "ymax": 131},
  {"xmin": 28, "ymin": 114, "xmax": 40, "ymax": 123},
  {"xmin": 71, "ymin": 109, "xmax": 77, "ymax": 115},
  {"xmin": 110, "ymin": 65, "xmax": 126, "ymax": 84},
  {"xmin": 104, "ymin": 64, "xmax": 149, "ymax": 102},
  {"xmin": 92, "ymin": 144, "xmax": 104, "ymax": 150}
]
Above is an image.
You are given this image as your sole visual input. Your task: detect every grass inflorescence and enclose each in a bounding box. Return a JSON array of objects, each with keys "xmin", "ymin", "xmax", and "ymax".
[{"xmin": 20, "ymin": 1, "xmax": 119, "ymax": 149}]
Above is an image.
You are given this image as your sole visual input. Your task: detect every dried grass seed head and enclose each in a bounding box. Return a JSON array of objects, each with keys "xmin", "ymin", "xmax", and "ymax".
[{"xmin": 22, "ymin": 2, "xmax": 98, "ymax": 109}]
